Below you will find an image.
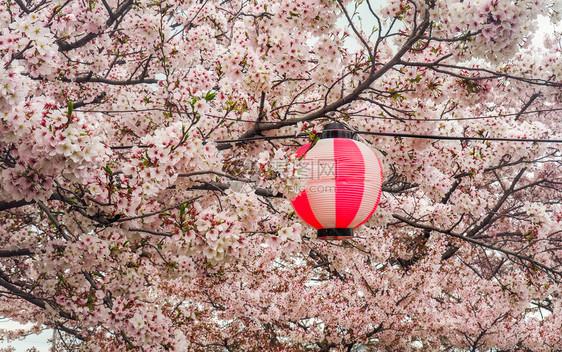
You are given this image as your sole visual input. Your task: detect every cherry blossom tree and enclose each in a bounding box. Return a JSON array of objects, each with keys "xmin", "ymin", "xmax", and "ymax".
[{"xmin": 1, "ymin": 0, "xmax": 561, "ymax": 350}]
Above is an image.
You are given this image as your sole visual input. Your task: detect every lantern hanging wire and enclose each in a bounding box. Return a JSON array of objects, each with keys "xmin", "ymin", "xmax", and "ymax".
[
  {"xmin": 213, "ymin": 131, "xmax": 562, "ymax": 145},
  {"xmin": 109, "ymin": 126, "xmax": 562, "ymax": 151}
]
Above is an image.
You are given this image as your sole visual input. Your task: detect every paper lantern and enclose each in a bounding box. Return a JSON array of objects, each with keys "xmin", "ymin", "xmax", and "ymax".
[{"xmin": 290, "ymin": 123, "xmax": 383, "ymax": 240}]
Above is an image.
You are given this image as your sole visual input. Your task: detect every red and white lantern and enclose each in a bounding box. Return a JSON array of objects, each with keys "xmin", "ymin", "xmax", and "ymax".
[{"xmin": 290, "ymin": 123, "xmax": 383, "ymax": 240}]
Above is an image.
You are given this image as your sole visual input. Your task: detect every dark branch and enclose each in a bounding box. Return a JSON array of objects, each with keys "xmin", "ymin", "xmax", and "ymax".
[
  {"xmin": 0, "ymin": 248, "xmax": 34, "ymax": 257},
  {"xmin": 514, "ymin": 92, "xmax": 541, "ymax": 121},
  {"xmin": 218, "ymin": 10, "xmax": 432, "ymax": 150},
  {"xmin": 57, "ymin": 0, "xmax": 134, "ymax": 52},
  {"xmin": 0, "ymin": 199, "xmax": 33, "ymax": 212}
]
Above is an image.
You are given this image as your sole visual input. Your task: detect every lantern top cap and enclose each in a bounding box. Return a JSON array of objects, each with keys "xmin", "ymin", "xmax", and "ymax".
[{"xmin": 321, "ymin": 122, "xmax": 354, "ymax": 139}]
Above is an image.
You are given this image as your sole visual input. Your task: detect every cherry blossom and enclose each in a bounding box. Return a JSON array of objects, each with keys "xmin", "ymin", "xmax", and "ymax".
[{"xmin": 0, "ymin": 0, "xmax": 561, "ymax": 351}]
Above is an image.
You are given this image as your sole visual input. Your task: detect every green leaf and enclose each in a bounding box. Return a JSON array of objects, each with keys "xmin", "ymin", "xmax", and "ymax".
[
  {"xmin": 103, "ymin": 165, "xmax": 113, "ymax": 176},
  {"xmin": 66, "ymin": 101, "xmax": 73, "ymax": 119},
  {"xmin": 189, "ymin": 96, "xmax": 198, "ymax": 108},
  {"xmin": 205, "ymin": 91, "xmax": 217, "ymax": 102},
  {"xmin": 299, "ymin": 134, "xmax": 319, "ymax": 160}
]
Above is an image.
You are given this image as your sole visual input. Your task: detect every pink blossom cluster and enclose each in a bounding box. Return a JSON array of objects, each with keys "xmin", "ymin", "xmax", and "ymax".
[{"xmin": 0, "ymin": 0, "xmax": 561, "ymax": 351}]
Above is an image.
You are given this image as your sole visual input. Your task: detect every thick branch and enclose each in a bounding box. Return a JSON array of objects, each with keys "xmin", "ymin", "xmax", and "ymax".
[
  {"xmin": 57, "ymin": 0, "xmax": 134, "ymax": 52},
  {"xmin": 0, "ymin": 199, "xmax": 33, "ymax": 212},
  {"xmin": 1, "ymin": 193, "xmax": 64, "ymax": 212},
  {"xmin": 0, "ymin": 248, "xmax": 34, "ymax": 257},
  {"xmin": 0, "ymin": 270, "xmax": 76, "ymax": 321},
  {"xmin": 392, "ymin": 214, "xmax": 562, "ymax": 278},
  {"xmin": 514, "ymin": 93, "xmax": 541, "ymax": 121},
  {"xmin": 218, "ymin": 11, "xmax": 431, "ymax": 150},
  {"xmin": 13, "ymin": 0, "xmax": 31, "ymax": 13},
  {"xmin": 465, "ymin": 168, "xmax": 526, "ymax": 237},
  {"xmin": 59, "ymin": 75, "xmax": 158, "ymax": 85},
  {"xmin": 187, "ymin": 182, "xmax": 282, "ymax": 198}
]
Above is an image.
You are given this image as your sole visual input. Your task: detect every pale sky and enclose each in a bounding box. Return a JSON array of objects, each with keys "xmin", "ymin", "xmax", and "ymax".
[{"xmin": 0, "ymin": 320, "xmax": 52, "ymax": 351}]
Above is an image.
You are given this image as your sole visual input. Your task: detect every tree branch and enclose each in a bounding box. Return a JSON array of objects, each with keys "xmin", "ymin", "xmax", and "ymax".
[
  {"xmin": 218, "ymin": 10, "xmax": 432, "ymax": 150},
  {"xmin": 0, "ymin": 270, "xmax": 76, "ymax": 321},
  {"xmin": 0, "ymin": 199, "xmax": 33, "ymax": 212},
  {"xmin": 392, "ymin": 214, "xmax": 562, "ymax": 278},
  {"xmin": 514, "ymin": 92, "xmax": 541, "ymax": 121},
  {"xmin": 0, "ymin": 248, "xmax": 33, "ymax": 257},
  {"xmin": 57, "ymin": 0, "xmax": 134, "ymax": 52}
]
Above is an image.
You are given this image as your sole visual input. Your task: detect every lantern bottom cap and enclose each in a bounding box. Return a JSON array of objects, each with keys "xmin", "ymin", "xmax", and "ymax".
[{"xmin": 317, "ymin": 228, "xmax": 353, "ymax": 240}]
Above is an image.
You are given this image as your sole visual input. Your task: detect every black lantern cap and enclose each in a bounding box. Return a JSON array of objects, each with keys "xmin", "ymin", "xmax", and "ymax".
[
  {"xmin": 317, "ymin": 228, "xmax": 354, "ymax": 240},
  {"xmin": 321, "ymin": 122, "xmax": 354, "ymax": 139}
]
